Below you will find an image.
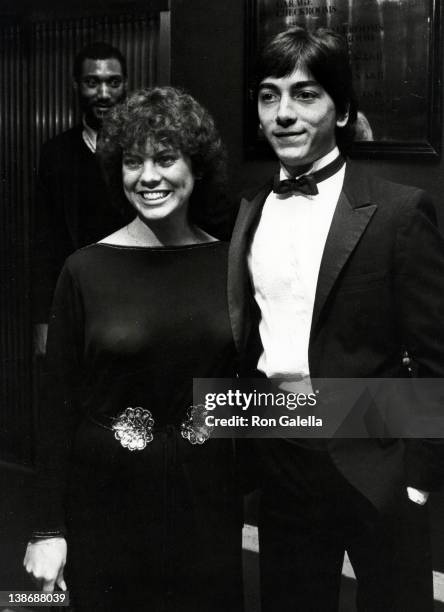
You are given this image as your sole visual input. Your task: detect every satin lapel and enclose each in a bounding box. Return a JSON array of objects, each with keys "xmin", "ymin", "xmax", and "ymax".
[
  {"xmin": 310, "ymin": 171, "xmax": 377, "ymax": 336},
  {"xmin": 228, "ymin": 181, "xmax": 272, "ymax": 352}
]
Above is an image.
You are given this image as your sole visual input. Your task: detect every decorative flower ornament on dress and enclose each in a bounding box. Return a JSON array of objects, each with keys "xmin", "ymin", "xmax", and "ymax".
[
  {"xmin": 112, "ymin": 407, "xmax": 154, "ymax": 451},
  {"xmin": 181, "ymin": 404, "xmax": 214, "ymax": 445}
]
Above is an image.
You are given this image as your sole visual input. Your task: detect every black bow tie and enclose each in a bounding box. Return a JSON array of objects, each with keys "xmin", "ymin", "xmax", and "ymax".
[
  {"xmin": 273, "ymin": 154, "xmax": 345, "ymax": 197},
  {"xmin": 273, "ymin": 174, "xmax": 318, "ymax": 196}
]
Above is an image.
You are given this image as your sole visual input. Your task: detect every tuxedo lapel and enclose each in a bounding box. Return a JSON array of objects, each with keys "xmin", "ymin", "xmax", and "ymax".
[
  {"xmin": 310, "ymin": 163, "xmax": 377, "ymax": 336},
  {"xmin": 228, "ymin": 181, "xmax": 272, "ymax": 352}
]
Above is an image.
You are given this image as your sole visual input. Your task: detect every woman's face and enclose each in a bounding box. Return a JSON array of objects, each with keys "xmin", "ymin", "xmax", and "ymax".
[{"xmin": 122, "ymin": 142, "xmax": 195, "ymax": 224}]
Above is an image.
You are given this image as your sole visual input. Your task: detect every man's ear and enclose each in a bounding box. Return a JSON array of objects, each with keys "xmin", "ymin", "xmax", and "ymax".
[
  {"xmin": 336, "ymin": 105, "xmax": 349, "ymax": 128},
  {"xmin": 72, "ymin": 79, "xmax": 79, "ymax": 94}
]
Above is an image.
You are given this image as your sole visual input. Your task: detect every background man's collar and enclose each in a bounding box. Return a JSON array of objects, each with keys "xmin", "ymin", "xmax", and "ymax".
[{"xmin": 82, "ymin": 115, "xmax": 98, "ymax": 153}]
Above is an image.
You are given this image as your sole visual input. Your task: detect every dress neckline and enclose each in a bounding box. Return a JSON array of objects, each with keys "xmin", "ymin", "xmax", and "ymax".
[{"xmin": 94, "ymin": 240, "xmax": 224, "ymax": 252}]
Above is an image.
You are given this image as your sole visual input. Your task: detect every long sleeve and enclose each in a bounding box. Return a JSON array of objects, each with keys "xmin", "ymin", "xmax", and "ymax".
[
  {"xmin": 394, "ymin": 191, "xmax": 444, "ymax": 490},
  {"xmin": 33, "ymin": 263, "xmax": 86, "ymax": 533}
]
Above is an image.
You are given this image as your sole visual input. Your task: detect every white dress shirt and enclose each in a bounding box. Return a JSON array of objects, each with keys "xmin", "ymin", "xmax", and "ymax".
[{"xmin": 248, "ymin": 147, "xmax": 345, "ymax": 380}]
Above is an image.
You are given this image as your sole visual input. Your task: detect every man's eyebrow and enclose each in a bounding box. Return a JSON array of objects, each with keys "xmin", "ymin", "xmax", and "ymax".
[
  {"xmin": 82, "ymin": 73, "xmax": 123, "ymax": 79},
  {"xmin": 258, "ymin": 81, "xmax": 279, "ymax": 91},
  {"xmin": 291, "ymin": 80, "xmax": 319, "ymax": 89},
  {"xmin": 259, "ymin": 79, "xmax": 319, "ymax": 90}
]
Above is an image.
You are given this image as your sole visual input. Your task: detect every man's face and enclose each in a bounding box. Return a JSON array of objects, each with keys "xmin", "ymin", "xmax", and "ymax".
[
  {"xmin": 76, "ymin": 58, "xmax": 126, "ymax": 129},
  {"xmin": 258, "ymin": 66, "xmax": 348, "ymax": 172}
]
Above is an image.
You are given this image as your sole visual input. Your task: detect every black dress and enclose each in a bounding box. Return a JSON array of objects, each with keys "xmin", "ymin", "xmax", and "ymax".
[{"xmin": 34, "ymin": 241, "xmax": 243, "ymax": 612}]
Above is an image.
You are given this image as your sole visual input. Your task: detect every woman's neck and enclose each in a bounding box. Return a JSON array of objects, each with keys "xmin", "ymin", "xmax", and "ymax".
[{"xmin": 100, "ymin": 216, "xmax": 216, "ymax": 247}]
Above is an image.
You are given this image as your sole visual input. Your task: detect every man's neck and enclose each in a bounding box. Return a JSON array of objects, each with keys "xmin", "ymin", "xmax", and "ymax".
[{"xmin": 281, "ymin": 146, "xmax": 340, "ymax": 179}]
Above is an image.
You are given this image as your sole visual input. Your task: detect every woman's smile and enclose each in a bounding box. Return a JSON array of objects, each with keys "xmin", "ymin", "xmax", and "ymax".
[{"xmin": 137, "ymin": 189, "xmax": 172, "ymax": 203}]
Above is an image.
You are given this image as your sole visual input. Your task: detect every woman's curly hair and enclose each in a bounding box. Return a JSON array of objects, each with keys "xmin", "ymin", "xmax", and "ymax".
[{"xmin": 98, "ymin": 86, "xmax": 227, "ymax": 223}]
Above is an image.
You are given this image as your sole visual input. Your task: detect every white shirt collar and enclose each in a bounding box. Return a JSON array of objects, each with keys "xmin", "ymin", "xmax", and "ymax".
[{"xmin": 82, "ymin": 116, "xmax": 98, "ymax": 153}]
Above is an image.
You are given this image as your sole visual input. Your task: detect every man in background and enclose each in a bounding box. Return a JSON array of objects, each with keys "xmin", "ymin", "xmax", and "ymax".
[
  {"xmin": 229, "ymin": 26, "xmax": 444, "ymax": 611},
  {"xmin": 33, "ymin": 42, "xmax": 129, "ymax": 353}
]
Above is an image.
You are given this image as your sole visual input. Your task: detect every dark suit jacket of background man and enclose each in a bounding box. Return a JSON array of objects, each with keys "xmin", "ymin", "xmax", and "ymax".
[
  {"xmin": 228, "ymin": 160, "xmax": 444, "ymax": 510},
  {"xmin": 32, "ymin": 125, "xmax": 128, "ymax": 323}
]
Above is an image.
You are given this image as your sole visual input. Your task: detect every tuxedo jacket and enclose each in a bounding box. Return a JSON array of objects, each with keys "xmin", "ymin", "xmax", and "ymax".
[
  {"xmin": 229, "ymin": 161, "xmax": 444, "ymax": 510},
  {"xmin": 32, "ymin": 126, "xmax": 127, "ymax": 322}
]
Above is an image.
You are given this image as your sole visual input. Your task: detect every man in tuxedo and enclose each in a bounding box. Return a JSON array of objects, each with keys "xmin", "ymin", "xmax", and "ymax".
[
  {"xmin": 229, "ymin": 27, "xmax": 444, "ymax": 610},
  {"xmin": 33, "ymin": 42, "xmax": 128, "ymax": 353}
]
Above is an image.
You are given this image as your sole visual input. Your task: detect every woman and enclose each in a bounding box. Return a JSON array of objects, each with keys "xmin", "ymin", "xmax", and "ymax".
[{"xmin": 24, "ymin": 87, "xmax": 244, "ymax": 611}]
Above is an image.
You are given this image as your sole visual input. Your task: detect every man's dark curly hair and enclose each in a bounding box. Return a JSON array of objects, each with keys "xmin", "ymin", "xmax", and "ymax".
[{"xmin": 98, "ymin": 87, "xmax": 227, "ymax": 223}]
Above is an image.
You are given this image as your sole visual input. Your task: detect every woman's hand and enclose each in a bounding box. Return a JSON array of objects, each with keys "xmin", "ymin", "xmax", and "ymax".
[{"xmin": 23, "ymin": 537, "xmax": 67, "ymax": 592}]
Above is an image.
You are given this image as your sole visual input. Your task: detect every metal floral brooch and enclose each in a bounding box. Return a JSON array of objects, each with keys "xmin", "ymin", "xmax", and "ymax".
[
  {"xmin": 181, "ymin": 404, "xmax": 214, "ymax": 445},
  {"xmin": 112, "ymin": 406, "xmax": 154, "ymax": 451}
]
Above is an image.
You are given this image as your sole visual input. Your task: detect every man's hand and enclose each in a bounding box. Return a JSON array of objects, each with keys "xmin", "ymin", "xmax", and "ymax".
[
  {"xmin": 406, "ymin": 486, "xmax": 430, "ymax": 506},
  {"xmin": 33, "ymin": 323, "xmax": 48, "ymax": 356},
  {"xmin": 24, "ymin": 537, "xmax": 67, "ymax": 592}
]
